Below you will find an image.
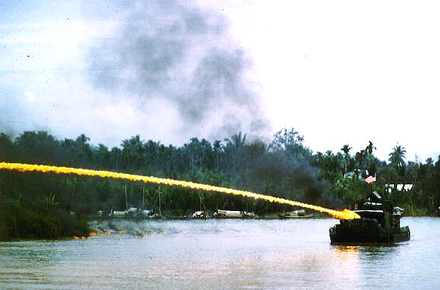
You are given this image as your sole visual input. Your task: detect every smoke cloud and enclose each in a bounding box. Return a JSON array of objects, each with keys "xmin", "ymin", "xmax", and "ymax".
[
  {"xmin": 0, "ymin": 0, "xmax": 270, "ymax": 147},
  {"xmin": 88, "ymin": 0, "xmax": 271, "ymax": 141},
  {"xmin": 252, "ymin": 152, "xmax": 330, "ymax": 204}
]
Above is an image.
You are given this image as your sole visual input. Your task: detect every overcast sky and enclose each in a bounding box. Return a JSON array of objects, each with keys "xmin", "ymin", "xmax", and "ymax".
[{"xmin": 1, "ymin": 0, "xmax": 439, "ymax": 162}]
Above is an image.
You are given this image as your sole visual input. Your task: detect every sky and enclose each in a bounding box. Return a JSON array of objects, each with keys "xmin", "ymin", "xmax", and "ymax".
[{"xmin": 0, "ymin": 0, "xmax": 439, "ymax": 162}]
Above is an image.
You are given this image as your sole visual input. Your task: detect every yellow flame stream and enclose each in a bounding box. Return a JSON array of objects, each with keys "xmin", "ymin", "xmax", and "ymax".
[{"xmin": 0, "ymin": 162, "xmax": 360, "ymax": 220}]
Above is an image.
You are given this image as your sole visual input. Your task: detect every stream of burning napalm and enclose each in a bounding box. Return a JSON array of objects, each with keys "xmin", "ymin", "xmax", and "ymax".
[{"xmin": 0, "ymin": 162, "xmax": 360, "ymax": 220}]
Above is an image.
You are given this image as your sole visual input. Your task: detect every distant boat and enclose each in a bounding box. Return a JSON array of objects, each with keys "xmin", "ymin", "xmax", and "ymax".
[
  {"xmin": 279, "ymin": 209, "xmax": 313, "ymax": 219},
  {"xmin": 329, "ymin": 192, "xmax": 410, "ymax": 245},
  {"xmin": 214, "ymin": 210, "xmax": 256, "ymax": 219},
  {"xmin": 190, "ymin": 211, "xmax": 208, "ymax": 219}
]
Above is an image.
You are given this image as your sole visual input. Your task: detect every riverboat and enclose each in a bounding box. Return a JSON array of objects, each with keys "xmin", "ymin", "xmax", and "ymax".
[{"xmin": 329, "ymin": 192, "xmax": 410, "ymax": 245}]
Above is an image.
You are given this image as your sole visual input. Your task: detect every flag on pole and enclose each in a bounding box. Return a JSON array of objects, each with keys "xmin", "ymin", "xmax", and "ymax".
[{"xmin": 365, "ymin": 174, "xmax": 376, "ymax": 184}]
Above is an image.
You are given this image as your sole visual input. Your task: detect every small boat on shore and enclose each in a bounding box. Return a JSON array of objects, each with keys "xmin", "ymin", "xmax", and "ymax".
[
  {"xmin": 279, "ymin": 209, "xmax": 314, "ymax": 219},
  {"xmin": 329, "ymin": 192, "xmax": 410, "ymax": 245},
  {"xmin": 190, "ymin": 211, "xmax": 208, "ymax": 219},
  {"xmin": 214, "ymin": 209, "xmax": 256, "ymax": 219}
]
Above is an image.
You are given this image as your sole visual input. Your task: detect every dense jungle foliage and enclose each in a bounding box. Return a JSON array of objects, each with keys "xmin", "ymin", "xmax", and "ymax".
[{"xmin": 1, "ymin": 129, "xmax": 439, "ymax": 240}]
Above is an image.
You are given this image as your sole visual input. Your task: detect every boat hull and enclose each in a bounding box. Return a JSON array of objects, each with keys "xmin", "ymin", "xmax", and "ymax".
[{"xmin": 329, "ymin": 218, "xmax": 410, "ymax": 245}]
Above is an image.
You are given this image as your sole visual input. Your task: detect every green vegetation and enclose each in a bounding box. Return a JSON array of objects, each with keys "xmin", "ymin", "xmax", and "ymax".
[{"xmin": 1, "ymin": 129, "xmax": 439, "ymax": 240}]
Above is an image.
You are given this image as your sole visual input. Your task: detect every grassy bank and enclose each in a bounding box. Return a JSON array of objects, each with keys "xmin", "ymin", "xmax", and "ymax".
[{"xmin": 0, "ymin": 203, "xmax": 90, "ymax": 241}]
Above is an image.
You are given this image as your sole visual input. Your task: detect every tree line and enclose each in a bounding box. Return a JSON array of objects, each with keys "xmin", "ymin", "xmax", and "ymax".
[{"xmin": 0, "ymin": 129, "xmax": 439, "ymax": 239}]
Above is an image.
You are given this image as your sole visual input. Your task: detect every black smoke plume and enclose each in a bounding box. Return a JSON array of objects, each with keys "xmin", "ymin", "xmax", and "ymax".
[{"xmin": 88, "ymin": 0, "xmax": 271, "ymax": 141}]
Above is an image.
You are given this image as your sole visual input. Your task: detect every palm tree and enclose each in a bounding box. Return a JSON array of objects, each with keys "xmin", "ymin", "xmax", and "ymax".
[
  {"xmin": 389, "ymin": 145, "xmax": 407, "ymax": 188},
  {"xmin": 121, "ymin": 135, "xmax": 144, "ymax": 170},
  {"xmin": 364, "ymin": 141, "xmax": 377, "ymax": 176},
  {"xmin": 341, "ymin": 144, "xmax": 352, "ymax": 155},
  {"xmin": 389, "ymin": 145, "xmax": 406, "ymax": 168},
  {"xmin": 224, "ymin": 132, "xmax": 247, "ymax": 173},
  {"xmin": 213, "ymin": 140, "xmax": 222, "ymax": 171},
  {"xmin": 341, "ymin": 144, "xmax": 352, "ymax": 173},
  {"xmin": 365, "ymin": 141, "xmax": 376, "ymax": 155},
  {"xmin": 226, "ymin": 132, "xmax": 247, "ymax": 149},
  {"xmin": 355, "ymin": 149, "xmax": 366, "ymax": 170}
]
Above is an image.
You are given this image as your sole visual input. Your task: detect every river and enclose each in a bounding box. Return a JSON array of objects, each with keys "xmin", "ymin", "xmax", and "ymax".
[{"xmin": 1, "ymin": 217, "xmax": 439, "ymax": 290}]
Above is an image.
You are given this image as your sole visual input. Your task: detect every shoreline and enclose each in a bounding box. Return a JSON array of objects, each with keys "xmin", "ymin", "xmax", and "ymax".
[{"xmin": 2, "ymin": 214, "xmax": 438, "ymax": 242}]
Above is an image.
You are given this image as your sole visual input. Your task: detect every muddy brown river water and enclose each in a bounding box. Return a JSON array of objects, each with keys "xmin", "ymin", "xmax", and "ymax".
[{"xmin": 1, "ymin": 217, "xmax": 439, "ymax": 289}]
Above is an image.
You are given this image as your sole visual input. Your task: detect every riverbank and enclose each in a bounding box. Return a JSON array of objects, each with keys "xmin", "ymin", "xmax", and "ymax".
[{"xmin": 0, "ymin": 206, "xmax": 90, "ymax": 241}]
